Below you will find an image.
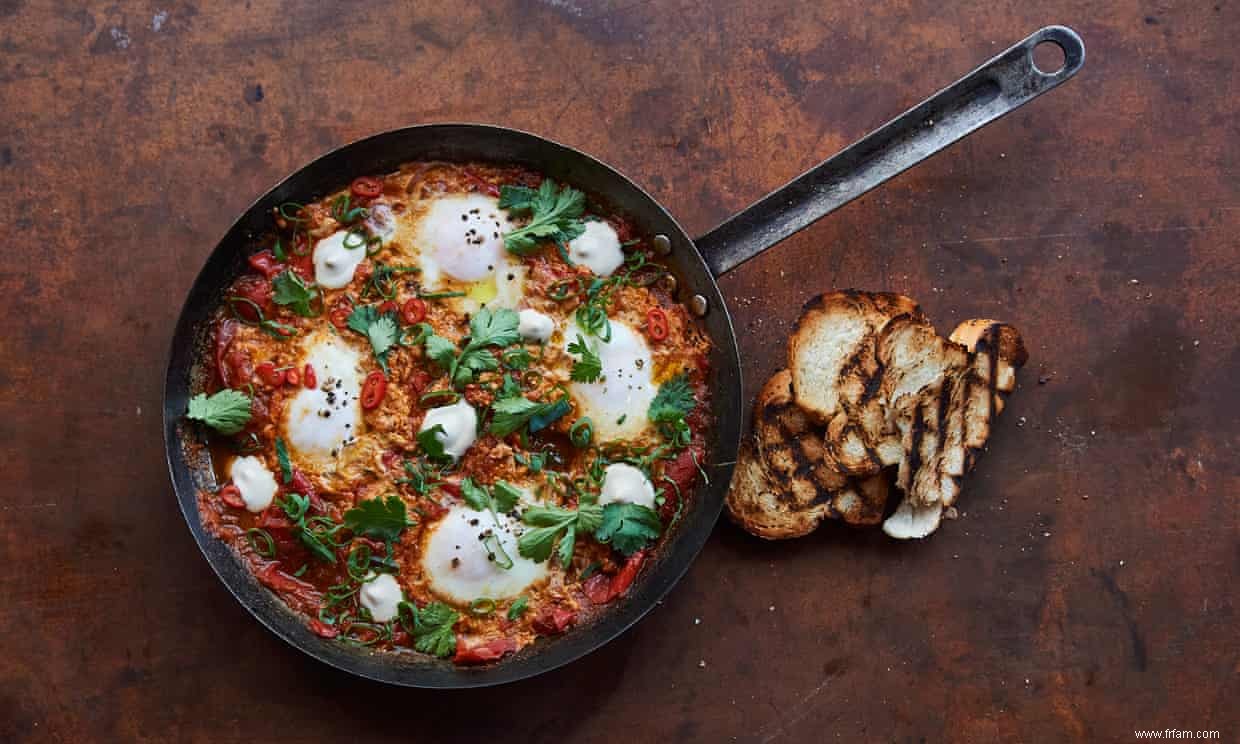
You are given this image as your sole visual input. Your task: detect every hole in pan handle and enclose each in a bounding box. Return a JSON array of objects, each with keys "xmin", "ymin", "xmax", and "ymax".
[{"xmin": 695, "ymin": 25, "xmax": 1085, "ymax": 277}]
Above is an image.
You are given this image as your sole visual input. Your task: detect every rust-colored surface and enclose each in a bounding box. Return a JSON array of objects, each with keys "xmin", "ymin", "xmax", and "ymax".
[{"xmin": 2, "ymin": 2, "xmax": 1237, "ymax": 741}]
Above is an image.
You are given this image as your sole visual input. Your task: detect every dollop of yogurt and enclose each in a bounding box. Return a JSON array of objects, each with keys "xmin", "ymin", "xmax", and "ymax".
[
  {"xmin": 359, "ymin": 573, "xmax": 402, "ymax": 622},
  {"xmin": 418, "ymin": 399, "xmax": 478, "ymax": 460},
  {"xmin": 567, "ymin": 220, "xmax": 624, "ymax": 276},
  {"xmin": 229, "ymin": 455, "xmax": 278, "ymax": 513},
  {"xmin": 313, "ymin": 230, "xmax": 367, "ymax": 289},
  {"xmin": 599, "ymin": 463, "xmax": 656, "ymax": 509},
  {"xmin": 518, "ymin": 309, "xmax": 555, "ymax": 343}
]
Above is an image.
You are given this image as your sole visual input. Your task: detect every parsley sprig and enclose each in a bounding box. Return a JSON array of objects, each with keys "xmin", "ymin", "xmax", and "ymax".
[
  {"xmin": 423, "ymin": 307, "xmax": 521, "ymax": 388},
  {"xmin": 186, "ymin": 389, "xmax": 252, "ymax": 435},
  {"xmin": 567, "ymin": 334, "xmax": 603, "ymax": 383},
  {"xmin": 498, "ymin": 180, "xmax": 586, "ymax": 255},
  {"xmin": 518, "ymin": 502, "xmax": 604, "ymax": 565},
  {"xmin": 347, "ymin": 305, "xmax": 400, "ymax": 372},
  {"xmin": 648, "ymin": 373, "xmax": 696, "ymax": 446},
  {"xmin": 595, "ymin": 503, "xmax": 663, "ymax": 555},
  {"xmin": 398, "ymin": 601, "xmax": 459, "ymax": 658},
  {"xmin": 271, "ymin": 270, "xmax": 321, "ymax": 317},
  {"xmin": 343, "ymin": 494, "xmax": 415, "ymax": 544}
]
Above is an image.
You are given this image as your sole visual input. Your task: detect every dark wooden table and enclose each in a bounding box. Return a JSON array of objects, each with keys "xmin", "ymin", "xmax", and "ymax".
[{"xmin": 3, "ymin": 2, "xmax": 1236, "ymax": 742}]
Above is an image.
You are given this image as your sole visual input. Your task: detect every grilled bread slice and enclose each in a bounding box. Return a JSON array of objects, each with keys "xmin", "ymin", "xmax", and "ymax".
[
  {"xmin": 788, "ymin": 291, "xmax": 922, "ymax": 428},
  {"xmin": 726, "ymin": 370, "xmax": 893, "ymax": 537},
  {"xmin": 726, "ymin": 441, "xmax": 833, "ymax": 540}
]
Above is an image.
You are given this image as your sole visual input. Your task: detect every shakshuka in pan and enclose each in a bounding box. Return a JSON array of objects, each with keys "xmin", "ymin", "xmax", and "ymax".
[{"xmin": 186, "ymin": 161, "xmax": 712, "ymax": 665}]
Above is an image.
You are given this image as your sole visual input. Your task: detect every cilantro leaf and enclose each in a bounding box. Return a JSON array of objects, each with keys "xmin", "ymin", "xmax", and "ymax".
[
  {"xmin": 568, "ymin": 334, "xmax": 603, "ymax": 383},
  {"xmin": 271, "ymin": 270, "xmax": 318, "ymax": 317},
  {"xmin": 343, "ymin": 494, "xmax": 413, "ymax": 543},
  {"xmin": 575, "ymin": 501, "xmax": 604, "ymax": 534},
  {"xmin": 491, "ymin": 481, "xmax": 522, "ymax": 514},
  {"xmin": 595, "ymin": 503, "xmax": 662, "ymax": 556},
  {"xmin": 347, "ymin": 305, "xmax": 400, "ymax": 370},
  {"xmin": 517, "ymin": 503, "xmax": 599, "ymax": 565},
  {"xmin": 468, "ymin": 307, "xmax": 521, "ymax": 348},
  {"xmin": 275, "ymin": 437, "xmax": 293, "ymax": 484},
  {"xmin": 648, "ymin": 373, "xmax": 696, "ymax": 423},
  {"xmin": 186, "ymin": 389, "xmax": 252, "ymax": 435},
  {"xmin": 417, "ymin": 424, "xmax": 450, "ymax": 462},
  {"xmin": 424, "ymin": 334, "xmax": 458, "ymax": 369},
  {"xmin": 399, "ymin": 601, "xmax": 458, "ymax": 658},
  {"xmin": 460, "ymin": 477, "xmax": 491, "ymax": 512},
  {"xmin": 507, "ymin": 596, "xmax": 529, "ymax": 621},
  {"xmin": 489, "ymin": 395, "xmax": 542, "ymax": 437},
  {"xmin": 500, "ymin": 180, "xmax": 587, "ymax": 255}
]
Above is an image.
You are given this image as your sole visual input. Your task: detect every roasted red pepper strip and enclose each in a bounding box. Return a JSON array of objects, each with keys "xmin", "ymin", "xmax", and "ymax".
[
  {"xmin": 218, "ymin": 484, "xmax": 245, "ymax": 509},
  {"xmin": 247, "ymin": 250, "xmax": 282, "ymax": 279},
  {"xmin": 453, "ymin": 637, "xmax": 516, "ymax": 665},
  {"xmin": 303, "ymin": 363, "xmax": 317, "ymax": 389},
  {"xmin": 350, "ymin": 176, "xmax": 383, "ymax": 200}
]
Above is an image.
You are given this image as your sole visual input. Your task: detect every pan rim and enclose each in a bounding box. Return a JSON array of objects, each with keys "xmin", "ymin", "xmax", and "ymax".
[{"xmin": 162, "ymin": 122, "xmax": 743, "ymax": 688}]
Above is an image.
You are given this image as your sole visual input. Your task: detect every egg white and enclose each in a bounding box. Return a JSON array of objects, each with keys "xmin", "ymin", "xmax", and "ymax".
[
  {"xmin": 421, "ymin": 504, "xmax": 548, "ymax": 604},
  {"xmin": 411, "ymin": 194, "xmax": 526, "ymax": 313},
  {"xmin": 282, "ymin": 332, "xmax": 364, "ymax": 469},
  {"xmin": 564, "ymin": 319, "xmax": 656, "ymax": 441}
]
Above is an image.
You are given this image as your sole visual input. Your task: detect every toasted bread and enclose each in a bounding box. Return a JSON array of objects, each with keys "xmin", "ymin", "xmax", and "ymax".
[
  {"xmin": 754, "ymin": 370, "xmax": 850, "ymax": 498},
  {"xmin": 881, "ymin": 497, "xmax": 943, "ymax": 539},
  {"xmin": 788, "ymin": 291, "xmax": 921, "ymax": 427},
  {"xmin": 726, "ymin": 441, "xmax": 833, "ymax": 540}
]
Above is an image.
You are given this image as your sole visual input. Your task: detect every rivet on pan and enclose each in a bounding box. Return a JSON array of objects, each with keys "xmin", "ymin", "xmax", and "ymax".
[
  {"xmin": 689, "ymin": 294, "xmax": 708, "ymax": 317},
  {"xmin": 653, "ymin": 234, "xmax": 672, "ymax": 255}
]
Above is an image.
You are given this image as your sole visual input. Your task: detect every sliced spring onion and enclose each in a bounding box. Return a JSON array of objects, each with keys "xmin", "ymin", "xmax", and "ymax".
[
  {"xmin": 569, "ymin": 417, "xmax": 594, "ymax": 448},
  {"xmin": 419, "ymin": 290, "xmax": 467, "ymax": 299},
  {"xmin": 481, "ymin": 533, "xmax": 514, "ymax": 570},
  {"xmin": 278, "ymin": 202, "xmax": 307, "ymax": 222},
  {"xmin": 469, "ymin": 598, "xmax": 497, "ymax": 617},
  {"xmin": 245, "ymin": 528, "xmax": 276, "ymax": 558},
  {"xmin": 419, "ymin": 389, "xmax": 460, "ymax": 406},
  {"xmin": 343, "ymin": 230, "xmax": 367, "ymax": 250}
]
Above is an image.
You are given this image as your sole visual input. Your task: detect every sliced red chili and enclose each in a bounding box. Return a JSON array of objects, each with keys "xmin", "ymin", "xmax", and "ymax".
[
  {"xmin": 377, "ymin": 300, "xmax": 398, "ymax": 316},
  {"xmin": 285, "ymin": 368, "xmax": 300, "ymax": 386},
  {"xmin": 256, "ymin": 362, "xmax": 285, "ymax": 387},
  {"xmin": 361, "ymin": 371, "xmax": 387, "ymax": 409},
  {"xmin": 401, "ymin": 297, "xmax": 427, "ymax": 324},
  {"xmin": 350, "ymin": 176, "xmax": 383, "ymax": 200},
  {"xmin": 219, "ymin": 484, "xmax": 245, "ymax": 509},
  {"xmin": 303, "ymin": 363, "xmax": 317, "ymax": 389},
  {"xmin": 329, "ymin": 303, "xmax": 352, "ymax": 330},
  {"xmin": 646, "ymin": 308, "xmax": 669, "ymax": 341}
]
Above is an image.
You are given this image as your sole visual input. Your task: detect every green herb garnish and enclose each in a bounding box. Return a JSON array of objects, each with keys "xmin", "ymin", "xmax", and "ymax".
[
  {"xmin": 271, "ymin": 270, "xmax": 320, "ymax": 317},
  {"xmin": 398, "ymin": 601, "xmax": 459, "ymax": 658},
  {"xmin": 595, "ymin": 503, "xmax": 663, "ymax": 556},
  {"xmin": 346, "ymin": 304, "xmax": 400, "ymax": 371},
  {"xmin": 507, "ymin": 596, "xmax": 529, "ymax": 620},
  {"xmin": 568, "ymin": 334, "xmax": 603, "ymax": 383},
  {"xmin": 423, "ymin": 307, "xmax": 520, "ymax": 388},
  {"xmin": 343, "ymin": 494, "xmax": 414, "ymax": 543},
  {"xmin": 498, "ymin": 180, "xmax": 587, "ymax": 255},
  {"xmin": 186, "ymin": 389, "xmax": 252, "ymax": 435},
  {"xmin": 518, "ymin": 502, "xmax": 604, "ymax": 565},
  {"xmin": 275, "ymin": 437, "xmax": 293, "ymax": 483}
]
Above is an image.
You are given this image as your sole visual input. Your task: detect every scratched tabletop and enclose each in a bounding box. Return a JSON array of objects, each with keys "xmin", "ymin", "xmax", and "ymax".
[{"xmin": 2, "ymin": 2, "xmax": 1237, "ymax": 742}]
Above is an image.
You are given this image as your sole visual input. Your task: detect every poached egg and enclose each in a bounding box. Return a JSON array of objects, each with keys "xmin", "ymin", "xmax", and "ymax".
[
  {"xmin": 421, "ymin": 504, "xmax": 549, "ymax": 604},
  {"xmin": 564, "ymin": 319, "xmax": 656, "ymax": 440},
  {"xmin": 283, "ymin": 333, "xmax": 364, "ymax": 468}
]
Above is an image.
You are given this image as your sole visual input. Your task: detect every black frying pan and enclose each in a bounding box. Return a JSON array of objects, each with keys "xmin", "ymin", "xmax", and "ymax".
[{"xmin": 164, "ymin": 27, "xmax": 1083, "ymax": 687}]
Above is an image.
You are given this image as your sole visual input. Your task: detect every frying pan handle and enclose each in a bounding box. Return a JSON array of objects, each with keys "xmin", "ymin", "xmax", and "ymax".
[{"xmin": 695, "ymin": 25, "xmax": 1085, "ymax": 277}]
